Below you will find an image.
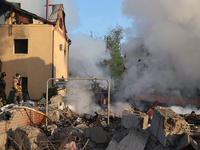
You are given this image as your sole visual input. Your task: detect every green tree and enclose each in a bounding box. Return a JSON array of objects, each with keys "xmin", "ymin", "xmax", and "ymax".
[
  {"xmin": 90, "ymin": 26, "xmax": 125, "ymax": 89},
  {"xmin": 104, "ymin": 25, "xmax": 125, "ymax": 79},
  {"xmin": 100, "ymin": 25, "xmax": 125, "ymax": 89}
]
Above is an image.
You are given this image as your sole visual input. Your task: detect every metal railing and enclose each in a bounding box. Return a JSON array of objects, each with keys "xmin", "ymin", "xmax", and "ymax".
[{"xmin": 46, "ymin": 78, "xmax": 110, "ymax": 126}]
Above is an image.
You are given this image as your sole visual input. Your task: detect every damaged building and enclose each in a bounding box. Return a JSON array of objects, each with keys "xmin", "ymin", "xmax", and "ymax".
[
  {"xmin": 1, "ymin": 0, "xmax": 200, "ymax": 150},
  {"xmin": 0, "ymin": 94, "xmax": 200, "ymax": 150},
  {"xmin": 0, "ymin": 0, "xmax": 71, "ymax": 100}
]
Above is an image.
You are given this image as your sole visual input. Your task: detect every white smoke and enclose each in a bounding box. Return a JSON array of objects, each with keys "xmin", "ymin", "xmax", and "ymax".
[
  {"xmin": 69, "ymin": 33, "xmax": 111, "ymax": 85},
  {"xmin": 117, "ymin": 0, "xmax": 200, "ymax": 102},
  {"xmin": 170, "ymin": 105, "xmax": 200, "ymax": 115},
  {"xmin": 65, "ymin": 80, "xmax": 102, "ymax": 114},
  {"xmin": 110, "ymin": 102, "xmax": 132, "ymax": 116}
]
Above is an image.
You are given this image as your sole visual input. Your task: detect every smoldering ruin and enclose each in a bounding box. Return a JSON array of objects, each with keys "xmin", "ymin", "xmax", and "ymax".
[
  {"xmin": 2, "ymin": 88, "xmax": 200, "ymax": 150},
  {"xmin": 1, "ymin": 0, "xmax": 200, "ymax": 149}
]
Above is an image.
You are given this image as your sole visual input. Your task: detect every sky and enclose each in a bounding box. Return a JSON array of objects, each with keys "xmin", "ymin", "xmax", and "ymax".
[{"xmin": 72, "ymin": 0, "xmax": 133, "ymax": 36}]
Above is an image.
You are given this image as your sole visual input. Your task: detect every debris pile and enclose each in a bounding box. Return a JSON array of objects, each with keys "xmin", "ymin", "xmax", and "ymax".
[{"xmin": 1, "ymin": 94, "xmax": 200, "ymax": 150}]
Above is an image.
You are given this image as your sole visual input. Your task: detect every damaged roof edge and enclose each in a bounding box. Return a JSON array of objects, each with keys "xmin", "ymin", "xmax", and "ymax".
[
  {"xmin": 48, "ymin": 4, "xmax": 68, "ymax": 33},
  {"xmin": 1, "ymin": 0, "xmax": 55, "ymax": 25}
]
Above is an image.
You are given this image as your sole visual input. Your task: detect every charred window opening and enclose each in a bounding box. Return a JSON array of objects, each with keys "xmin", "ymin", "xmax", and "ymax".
[
  {"xmin": 21, "ymin": 77, "xmax": 28, "ymax": 90},
  {"xmin": 64, "ymin": 49, "xmax": 66, "ymax": 56},
  {"xmin": 59, "ymin": 18, "xmax": 63, "ymax": 30},
  {"xmin": 5, "ymin": 112, "xmax": 11, "ymax": 120},
  {"xmin": 67, "ymin": 38, "xmax": 71, "ymax": 45},
  {"xmin": 15, "ymin": 12, "xmax": 33, "ymax": 24},
  {"xmin": 14, "ymin": 39, "xmax": 28, "ymax": 54}
]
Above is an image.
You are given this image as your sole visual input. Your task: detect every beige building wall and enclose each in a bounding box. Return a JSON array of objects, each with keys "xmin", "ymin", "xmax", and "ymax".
[
  {"xmin": 0, "ymin": 24, "xmax": 54, "ymax": 100},
  {"xmin": 53, "ymin": 29, "xmax": 69, "ymax": 80}
]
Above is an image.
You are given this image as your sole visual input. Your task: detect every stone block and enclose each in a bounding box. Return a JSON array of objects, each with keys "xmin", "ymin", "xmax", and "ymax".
[
  {"xmin": 107, "ymin": 128, "xmax": 149, "ymax": 150},
  {"xmin": 176, "ymin": 133, "xmax": 190, "ymax": 150},
  {"xmin": 85, "ymin": 126, "xmax": 109, "ymax": 149},
  {"xmin": 152, "ymin": 144, "xmax": 170, "ymax": 150},
  {"xmin": 122, "ymin": 108, "xmax": 149, "ymax": 129},
  {"xmin": 145, "ymin": 144, "xmax": 152, "ymax": 150},
  {"xmin": 0, "ymin": 133, "xmax": 7, "ymax": 150},
  {"xmin": 48, "ymin": 109, "xmax": 59, "ymax": 122},
  {"xmin": 150, "ymin": 134, "xmax": 158, "ymax": 143},
  {"xmin": 14, "ymin": 126, "xmax": 44, "ymax": 150},
  {"xmin": 150, "ymin": 106, "xmax": 190, "ymax": 147},
  {"xmin": 149, "ymin": 140, "xmax": 157, "ymax": 148},
  {"xmin": 50, "ymin": 94, "xmax": 63, "ymax": 107},
  {"xmin": 85, "ymin": 127, "xmax": 108, "ymax": 144},
  {"xmin": 113, "ymin": 129, "xmax": 129, "ymax": 143}
]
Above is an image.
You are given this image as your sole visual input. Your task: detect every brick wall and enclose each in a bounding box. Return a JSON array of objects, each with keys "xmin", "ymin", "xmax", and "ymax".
[
  {"xmin": 0, "ymin": 107, "xmax": 44, "ymax": 134},
  {"xmin": 16, "ymin": 13, "xmax": 33, "ymax": 24}
]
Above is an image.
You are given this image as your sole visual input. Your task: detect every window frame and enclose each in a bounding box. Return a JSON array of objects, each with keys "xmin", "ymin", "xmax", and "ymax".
[{"xmin": 14, "ymin": 39, "xmax": 28, "ymax": 54}]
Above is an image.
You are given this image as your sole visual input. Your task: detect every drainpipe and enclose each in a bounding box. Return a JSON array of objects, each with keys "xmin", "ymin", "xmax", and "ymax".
[
  {"xmin": 46, "ymin": 0, "xmax": 49, "ymax": 19},
  {"xmin": 9, "ymin": 7, "xmax": 12, "ymax": 36},
  {"xmin": 52, "ymin": 28, "xmax": 55, "ymax": 86}
]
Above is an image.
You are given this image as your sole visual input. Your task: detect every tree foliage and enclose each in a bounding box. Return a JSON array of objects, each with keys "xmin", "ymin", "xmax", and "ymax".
[
  {"xmin": 103, "ymin": 25, "xmax": 125, "ymax": 79},
  {"xmin": 41, "ymin": 86, "xmax": 58, "ymax": 100}
]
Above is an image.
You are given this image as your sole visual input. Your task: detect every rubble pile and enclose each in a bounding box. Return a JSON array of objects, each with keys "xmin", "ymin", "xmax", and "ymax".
[
  {"xmin": 150, "ymin": 107, "xmax": 190, "ymax": 147},
  {"xmin": 1, "ymin": 94, "xmax": 200, "ymax": 150}
]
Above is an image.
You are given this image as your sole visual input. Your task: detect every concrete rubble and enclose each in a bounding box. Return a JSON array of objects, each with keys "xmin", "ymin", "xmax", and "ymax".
[
  {"xmin": 150, "ymin": 106, "xmax": 190, "ymax": 147},
  {"xmin": 122, "ymin": 108, "xmax": 149, "ymax": 130},
  {"xmin": 14, "ymin": 126, "xmax": 47, "ymax": 150},
  {"xmin": 107, "ymin": 128, "xmax": 149, "ymax": 150},
  {"xmin": 0, "ymin": 94, "xmax": 200, "ymax": 150}
]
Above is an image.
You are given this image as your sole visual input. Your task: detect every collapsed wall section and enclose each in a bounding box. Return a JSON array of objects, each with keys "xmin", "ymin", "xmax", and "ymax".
[
  {"xmin": 0, "ymin": 107, "xmax": 44, "ymax": 149},
  {"xmin": 150, "ymin": 106, "xmax": 190, "ymax": 147}
]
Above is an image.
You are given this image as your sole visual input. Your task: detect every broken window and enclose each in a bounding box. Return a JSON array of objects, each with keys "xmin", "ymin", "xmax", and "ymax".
[
  {"xmin": 14, "ymin": 39, "xmax": 28, "ymax": 54},
  {"xmin": 59, "ymin": 18, "xmax": 63, "ymax": 30}
]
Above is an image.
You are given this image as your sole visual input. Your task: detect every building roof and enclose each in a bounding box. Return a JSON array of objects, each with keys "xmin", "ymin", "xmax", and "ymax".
[{"xmin": 0, "ymin": 0, "xmax": 55, "ymax": 25}]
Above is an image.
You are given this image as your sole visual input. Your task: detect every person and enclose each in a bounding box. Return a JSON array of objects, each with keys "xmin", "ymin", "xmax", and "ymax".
[
  {"xmin": 0, "ymin": 72, "xmax": 6, "ymax": 106},
  {"xmin": 13, "ymin": 73, "xmax": 23, "ymax": 104}
]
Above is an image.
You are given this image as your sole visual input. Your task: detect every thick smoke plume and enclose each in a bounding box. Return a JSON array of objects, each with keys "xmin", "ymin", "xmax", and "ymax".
[
  {"xmin": 65, "ymin": 80, "xmax": 102, "ymax": 114},
  {"xmin": 68, "ymin": 33, "xmax": 111, "ymax": 114},
  {"xmin": 69, "ymin": 33, "xmax": 110, "ymax": 79},
  {"xmin": 117, "ymin": 0, "xmax": 200, "ymax": 102}
]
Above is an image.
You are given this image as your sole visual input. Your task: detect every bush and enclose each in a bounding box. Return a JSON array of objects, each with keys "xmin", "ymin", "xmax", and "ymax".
[{"xmin": 41, "ymin": 86, "xmax": 58, "ymax": 100}]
